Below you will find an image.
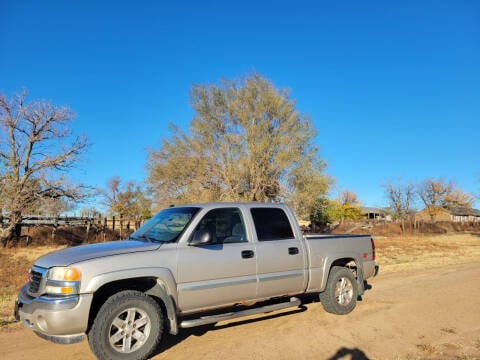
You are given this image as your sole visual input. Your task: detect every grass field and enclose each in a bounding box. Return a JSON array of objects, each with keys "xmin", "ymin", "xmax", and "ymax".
[{"xmin": 1, "ymin": 234, "xmax": 480, "ymax": 329}]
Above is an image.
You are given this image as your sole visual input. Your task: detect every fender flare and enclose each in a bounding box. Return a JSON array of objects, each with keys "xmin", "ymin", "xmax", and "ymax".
[
  {"xmin": 86, "ymin": 268, "xmax": 179, "ymax": 335},
  {"xmin": 146, "ymin": 281, "xmax": 179, "ymax": 335},
  {"xmin": 321, "ymin": 253, "xmax": 364, "ymax": 294}
]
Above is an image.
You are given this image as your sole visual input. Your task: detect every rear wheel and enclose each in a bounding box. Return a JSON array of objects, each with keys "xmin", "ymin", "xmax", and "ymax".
[
  {"xmin": 88, "ymin": 290, "xmax": 163, "ymax": 360},
  {"xmin": 319, "ymin": 266, "xmax": 358, "ymax": 315}
]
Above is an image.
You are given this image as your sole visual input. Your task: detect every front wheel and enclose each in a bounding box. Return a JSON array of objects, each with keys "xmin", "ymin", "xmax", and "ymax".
[
  {"xmin": 88, "ymin": 290, "xmax": 163, "ymax": 360},
  {"xmin": 319, "ymin": 266, "xmax": 358, "ymax": 315}
]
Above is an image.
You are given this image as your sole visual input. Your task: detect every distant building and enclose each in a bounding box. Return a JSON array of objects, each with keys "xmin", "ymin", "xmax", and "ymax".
[
  {"xmin": 415, "ymin": 206, "xmax": 480, "ymax": 223},
  {"xmin": 449, "ymin": 207, "xmax": 480, "ymax": 222},
  {"xmin": 361, "ymin": 207, "xmax": 392, "ymax": 221}
]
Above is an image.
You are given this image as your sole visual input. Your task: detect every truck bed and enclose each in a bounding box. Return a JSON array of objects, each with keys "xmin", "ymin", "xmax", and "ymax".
[{"xmin": 302, "ymin": 233, "xmax": 376, "ymax": 292}]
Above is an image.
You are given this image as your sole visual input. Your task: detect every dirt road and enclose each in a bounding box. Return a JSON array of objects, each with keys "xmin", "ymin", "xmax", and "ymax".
[{"xmin": 3, "ymin": 263, "xmax": 480, "ymax": 359}]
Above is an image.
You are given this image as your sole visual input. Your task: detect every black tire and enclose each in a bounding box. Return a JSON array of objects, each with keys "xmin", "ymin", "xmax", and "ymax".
[
  {"xmin": 319, "ymin": 266, "xmax": 358, "ymax": 315},
  {"xmin": 88, "ymin": 290, "xmax": 163, "ymax": 360}
]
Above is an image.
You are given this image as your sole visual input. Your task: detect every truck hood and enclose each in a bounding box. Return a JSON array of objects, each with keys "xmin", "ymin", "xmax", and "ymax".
[{"xmin": 34, "ymin": 240, "xmax": 162, "ymax": 268}]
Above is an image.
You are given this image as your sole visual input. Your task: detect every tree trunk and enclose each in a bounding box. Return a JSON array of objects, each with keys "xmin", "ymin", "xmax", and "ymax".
[
  {"xmin": 0, "ymin": 212, "xmax": 22, "ymax": 247},
  {"xmin": 0, "ymin": 226, "xmax": 15, "ymax": 247}
]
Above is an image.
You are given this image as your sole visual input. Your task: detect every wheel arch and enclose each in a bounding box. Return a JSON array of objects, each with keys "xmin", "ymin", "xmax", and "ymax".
[
  {"xmin": 320, "ymin": 255, "xmax": 364, "ymax": 294},
  {"xmin": 86, "ymin": 269, "xmax": 179, "ymax": 335}
]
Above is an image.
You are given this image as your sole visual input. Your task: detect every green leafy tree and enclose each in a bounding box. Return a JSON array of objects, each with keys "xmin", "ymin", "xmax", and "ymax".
[
  {"xmin": 147, "ymin": 73, "xmax": 332, "ymax": 218},
  {"xmin": 311, "ymin": 190, "xmax": 363, "ymax": 229},
  {"xmin": 310, "ymin": 198, "xmax": 343, "ymax": 227},
  {"xmin": 337, "ymin": 190, "xmax": 363, "ymax": 221}
]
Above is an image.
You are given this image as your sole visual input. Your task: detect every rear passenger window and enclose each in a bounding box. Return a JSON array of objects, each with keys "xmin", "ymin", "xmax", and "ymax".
[{"xmin": 250, "ymin": 208, "xmax": 294, "ymax": 241}]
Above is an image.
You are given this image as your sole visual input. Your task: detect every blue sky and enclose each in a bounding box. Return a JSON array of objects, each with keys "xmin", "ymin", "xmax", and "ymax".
[{"xmin": 1, "ymin": 0, "xmax": 479, "ymax": 210}]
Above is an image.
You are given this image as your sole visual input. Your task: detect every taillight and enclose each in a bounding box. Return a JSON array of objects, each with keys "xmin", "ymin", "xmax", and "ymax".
[{"xmin": 371, "ymin": 237, "xmax": 376, "ymax": 261}]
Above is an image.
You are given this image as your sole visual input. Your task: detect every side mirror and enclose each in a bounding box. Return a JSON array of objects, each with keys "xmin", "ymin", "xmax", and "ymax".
[{"xmin": 189, "ymin": 229, "xmax": 212, "ymax": 246}]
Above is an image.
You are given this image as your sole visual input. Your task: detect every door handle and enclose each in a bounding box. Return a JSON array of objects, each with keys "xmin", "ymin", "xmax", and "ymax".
[
  {"xmin": 288, "ymin": 247, "xmax": 299, "ymax": 255},
  {"xmin": 241, "ymin": 250, "xmax": 254, "ymax": 259}
]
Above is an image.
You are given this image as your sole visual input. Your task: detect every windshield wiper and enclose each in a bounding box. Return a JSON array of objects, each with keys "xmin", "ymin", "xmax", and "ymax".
[{"xmin": 129, "ymin": 234, "xmax": 156, "ymax": 242}]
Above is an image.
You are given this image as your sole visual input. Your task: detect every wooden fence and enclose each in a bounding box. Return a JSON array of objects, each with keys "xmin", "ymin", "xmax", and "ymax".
[
  {"xmin": 17, "ymin": 215, "xmax": 144, "ymax": 232},
  {"xmin": 2, "ymin": 215, "xmax": 145, "ymax": 244}
]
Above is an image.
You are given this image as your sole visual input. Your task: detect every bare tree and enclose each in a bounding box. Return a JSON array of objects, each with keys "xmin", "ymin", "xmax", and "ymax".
[
  {"xmin": 339, "ymin": 190, "xmax": 359, "ymax": 206},
  {"xmin": 0, "ymin": 91, "xmax": 87, "ymax": 246},
  {"xmin": 384, "ymin": 180, "xmax": 415, "ymax": 231},
  {"xmin": 102, "ymin": 176, "xmax": 152, "ymax": 221},
  {"xmin": 417, "ymin": 178, "xmax": 474, "ymax": 222},
  {"xmin": 442, "ymin": 189, "xmax": 474, "ymax": 209},
  {"xmin": 35, "ymin": 197, "xmax": 72, "ymax": 217},
  {"xmin": 79, "ymin": 206, "xmax": 102, "ymax": 218},
  {"xmin": 417, "ymin": 178, "xmax": 451, "ymax": 208},
  {"xmin": 477, "ymin": 175, "xmax": 480, "ymax": 202},
  {"xmin": 147, "ymin": 73, "xmax": 332, "ymax": 218}
]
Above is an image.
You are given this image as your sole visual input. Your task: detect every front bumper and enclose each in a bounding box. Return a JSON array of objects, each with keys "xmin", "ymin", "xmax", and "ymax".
[{"xmin": 15, "ymin": 284, "xmax": 93, "ymax": 344}]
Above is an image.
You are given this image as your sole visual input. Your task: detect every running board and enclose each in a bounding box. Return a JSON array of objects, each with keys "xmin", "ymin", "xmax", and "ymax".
[{"xmin": 180, "ymin": 297, "xmax": 301, "ymax": 329}]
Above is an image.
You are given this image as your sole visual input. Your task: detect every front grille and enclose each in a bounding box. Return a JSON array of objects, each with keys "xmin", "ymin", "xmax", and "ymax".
[{"xmin": 28, "ymin": 270, "xmax": 43, "ymax": 294}]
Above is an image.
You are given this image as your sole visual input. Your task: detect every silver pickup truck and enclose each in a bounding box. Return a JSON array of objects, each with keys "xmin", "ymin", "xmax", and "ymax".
[{"xmin": 15, "ymin": 202, "xmax": 378, "ymax": 360}]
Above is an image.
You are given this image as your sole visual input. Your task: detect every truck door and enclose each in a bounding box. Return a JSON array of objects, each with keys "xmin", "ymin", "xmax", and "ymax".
[
  {"xmin": 250, "ymin": 207, "xmax": 307, "ymax": 298},
  {"xmin": 177, "ymin": 207, "xmax": 257, "ymax": 312}
]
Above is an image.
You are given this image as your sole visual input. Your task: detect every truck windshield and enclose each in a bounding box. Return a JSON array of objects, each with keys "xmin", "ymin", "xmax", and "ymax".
[{"xmin": 130, "ymin": 207, "xmax": 200, "ymax": 243}]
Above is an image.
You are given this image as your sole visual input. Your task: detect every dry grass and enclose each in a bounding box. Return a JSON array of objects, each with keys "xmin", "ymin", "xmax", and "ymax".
[
  {"xmin": 375, "ymin": 234, "xmax": 480, "ymax": 274},
  {"xmin": 0, "ymin": 245, "xmax": 65, "ymax": 326}
]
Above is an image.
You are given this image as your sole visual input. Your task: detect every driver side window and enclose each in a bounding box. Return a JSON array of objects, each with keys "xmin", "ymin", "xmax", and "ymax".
[{"xmin": 191, "ymin": 208, "xmax": 247, "ymax": 244}]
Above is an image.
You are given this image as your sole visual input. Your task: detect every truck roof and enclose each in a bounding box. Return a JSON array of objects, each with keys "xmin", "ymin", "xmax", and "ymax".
[{"xmin": 171, "ymin": 202, "xmax": 290, "ymax": 209}]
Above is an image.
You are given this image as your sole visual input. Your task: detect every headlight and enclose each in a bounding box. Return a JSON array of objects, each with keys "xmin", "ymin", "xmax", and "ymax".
[{"xmin": 45, "ymin": 267, "xmax": 81, "ymax": 295}]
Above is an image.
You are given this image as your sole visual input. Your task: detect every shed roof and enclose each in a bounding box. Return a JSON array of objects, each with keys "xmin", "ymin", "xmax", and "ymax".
[
  {"xmin": 360, "ymin": 206, "xmax": 382, "ymax": 214},
  {"xmin": 448, "ymin": 207, "xmax": 480, "ymax": 217},
  {"xmin": 361, "ymin": 207, "xmax": 387, "ymax": 214}
]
